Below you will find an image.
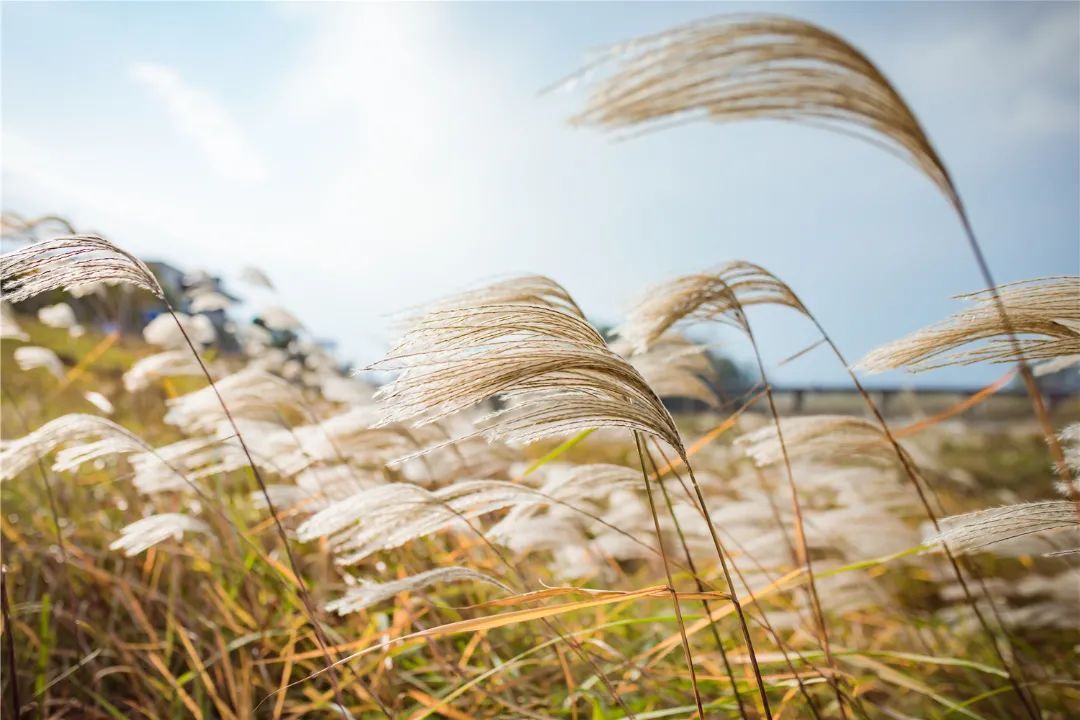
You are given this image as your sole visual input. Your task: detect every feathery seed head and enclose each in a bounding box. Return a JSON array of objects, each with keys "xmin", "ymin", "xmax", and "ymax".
[{"xmin": 1, "ymin": 234, "xmax": 163, "ymax": 303}]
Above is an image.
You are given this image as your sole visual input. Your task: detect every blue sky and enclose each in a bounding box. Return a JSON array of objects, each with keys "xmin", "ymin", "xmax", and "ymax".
[{"xmin": 3, "ymin": 2, "xmax": 1077, "ymax": 387}]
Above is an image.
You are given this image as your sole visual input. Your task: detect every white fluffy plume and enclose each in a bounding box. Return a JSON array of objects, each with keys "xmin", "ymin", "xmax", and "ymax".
[
  {"xmin": 1, "ymin": 235, "xmax": 163, "ymax": 303},
  {"xmin": 1, "ymin": 302, "xmax": 28, "ymax": 341},
  {"xmin": 618, "ymin": 262, "xmax": 808, "ymax": 354},
  {"xmin": 298, "ymin": 480, "xmax": 548, "ymax": 566},
  {"xmin": 374, "ymin": 276, "xmax": 683, "ymax": 455},
  {"xmin": 143, "ymin": 312, "xmax": 215, "ymax": 349},
  {"xmin": 13, "ymin": 346, "xmax": 64, "ymax": 379},
  {"xmin": 857, "ymin": 277, "xmax": 1080, "ymax": 373},
  {"xmin": 110, "ymin": 513, "xmax": 210, "ymax": 556},
  {"xmin": 123, "ymin": 350, "xmax": 203, "ymax": 392},
  {"xmin": 1, "ymin": 414, "xmax": 148, "ymax": 481},
  {"xmin": 163, "ymin": 368, "xmax": 305, "ymax": 433},
  {"xmin": 736, "ymin": 415, "xmax": 895, "ymax": 467},
  {"xmin": 926, "ymin": 501, "xmax": 1079, "ymax": 556},
  {"xmin": 324, "ymin": 567, "xmax": 509, "ymax": 616},
  {"xmin": 566, "ymin": 15, "xmax": 961, "ymax": 207}
]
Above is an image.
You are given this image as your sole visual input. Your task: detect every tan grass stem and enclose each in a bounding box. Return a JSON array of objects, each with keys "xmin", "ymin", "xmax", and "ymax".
[
  {"xmin": 163, "ymin": 304, "xmax": 384, "ymax": 718},
  {"xmin": 644, "ymin": 441, "xmax": 751, "ymax": 720},
  {"xmin": 634, "ymin": 431, "xmax": 706, "ymax": 718},
  {"xmin": 809, "ymin": 314, "xmax": 1043, "ymax": 720},
  {"xmin": 651, "ymin": 440, "xmax": 831, "ymax": 719}
]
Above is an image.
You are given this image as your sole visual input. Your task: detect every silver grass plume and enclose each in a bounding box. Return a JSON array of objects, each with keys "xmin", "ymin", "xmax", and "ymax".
[
  {"xmin": 298, "ymin": 480, "xmax": 551, "ymax": 566},
  {"xmin": 857, "ymin": 277, "xmax": 1080, "ymax": 373},
  {"xmin": 1, "ymin": 234, "xmax": 163, "ymax": 303},
  {"xmin": 617, "ymin": 261, "xmax": 806, "ymax": 354},
  {"xmin": 240, "ymin": 265, "xmax": 275, "ymax": 290},
  {"xmin": 324, "ymin": 567, "xmax": 510, "ymax": 616},
  {"xmin": 0, "ymin": 302, "xmax": 29, "ymax": 341},
  {"xmin": 566, "ymin": 14, "xmax": 960, "ymax": 209},
  {"xmin": 128, "ymin": 437, "xmax": 219, "ymax": 494},
  {"xmin": 486, "ymin": 463, "xmax": 642, "ymax": 547},
  {"xmin": 109, "ymin": 513, "xmax": 210, "ymax": 557},
  {"xmin": 82, "ymin": 391, "xmax": 114, "ymax": 416},
  {"xmin": 143, "ymin": 312, "xmax": 216, "ymax": 349},
  {"xmin": 13, "ymin": 346, "xmax": 64, "ymax": 379},
  {"xmin": 253, "ymin": 484, "xmax": 323, "ymax": 512},
  {"xmin": 260, "ymin": 306, "xmax": 302, "ymax": 332},
  {"xmin": 926, "ymin": 501, "xmax": 1080, "ymax": 556},
  {"xmin": 1, "ymin": 414, "xmax": 147, "ymax": 481},
  {"xmin": 163, "ymin": 367, "xmax": 306, "ymax": 433},
  {"xmin": 614, "ymin": 333, "xmax": 718, "ymax": 406},
  {"xmin": 188, "ymin": 290, "xmax": 233, "ymax": 313},
  {"xmin": 291, "ymin": 465, "xmax": 378, "ymax": 504},
  {"xmin": 1, "ymin": 213, "xmax": 77, "ymax": 242},
  {"xmin": 410, "ymin": 274, "xmax": 584, "ymax": 319},
  {"xmin": 938, "ymin": 571, "xmax": 1080, "ymax": 631},
  {"xmin": 994, "ymin": 573, "xmax": 1080, "ymax": 630},
  {"xmin": 736, "ymin": 415, "xmax": 896, "ymax": 467},
  {"xmin": 37, "ymin": 302, "xmax": 77, "ymax": 330},
  {"xmin": 374, "ymin": 276, "xmax": 684, "ymax": 455},
  {"xmin": 123, "ymin": 350, "xmax": 203, "ymax": 392}
]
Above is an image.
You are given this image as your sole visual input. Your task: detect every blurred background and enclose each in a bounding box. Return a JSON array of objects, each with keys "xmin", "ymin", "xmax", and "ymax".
[{"xmin": 3, "ymin": 1, "xmax": 1078, "ymax": 387}]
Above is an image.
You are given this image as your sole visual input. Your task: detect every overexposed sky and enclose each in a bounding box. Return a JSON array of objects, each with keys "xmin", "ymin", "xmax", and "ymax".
[{"xmin": 3, "ymin": 2, "xmax": 1077, "ymax": 386}]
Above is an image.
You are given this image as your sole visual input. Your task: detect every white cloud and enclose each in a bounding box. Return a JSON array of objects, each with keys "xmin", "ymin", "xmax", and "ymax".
[{"xmin": 130, "ymin": 62, "xmax": 267, "ymax": 183}]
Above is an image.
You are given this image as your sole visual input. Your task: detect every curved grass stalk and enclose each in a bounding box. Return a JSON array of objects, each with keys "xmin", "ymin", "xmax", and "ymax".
[
  {"xmin": 674, "ymin": 456, "xmax": 774, "ymax": 719},
  {"xmin": 385, "ymin": 484, "xmax": 642, "ymax": 718},
  {"xmin": 620, "ymin": 267, "xmax": 845, "ymax": 715},
  {"xmin": 565, "ymin": 10, "xmax": 1074, "ymax": 529},
  {"xmin": 631, "ymin": 259, "xmax": 1043, "ymax": 718},
  {"xmin": 0, "ymin": 232, "xmax": 374, "ymax": 715},
  {"xmin": 803, "ymin": 315, "xmax": 1044, "ymax": 719},
  {"xmin": 643, "ymin": 441, "xmax": 753, "ymax": 720},
  {"xmin": 647, "ymin": 439, "xmax": 828, "ymax": 720},
  {"xmin": 743, "ymin": 325, "xmax": 848, "ymax": 718},
  {"xmin": 633, "ymin": 431, "xmax": 705, "ymax": 719},
  {"xmin": 163, "ymin": 303, "xmax": 376, "ymax": 716}
]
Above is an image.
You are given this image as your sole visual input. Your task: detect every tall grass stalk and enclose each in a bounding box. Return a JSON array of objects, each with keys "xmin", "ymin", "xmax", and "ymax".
[
  {"xmin": 643, "ymin": 441, "xmax": 750, "ymax": 720},
  {"xmin": 651, "ymin": 440, "xmax": 831, "ymax": 719},
  {"xmin": 633, "ymin": 431, "xmax": 705, "ymax": 718},
  {"xmin": 803, "ymin": 314, "xmax": 1043, "ymax": 719},
  {"xmin": 2, "ymin": 567, "xmax": 21, "ymax": 719},
  {"xmin": 679, "ymin": 458, "xmax": 774, "ymax": 718},
  {"xmin": 741, "ymin": 317, "xmax": 847, "ymax": 717},
  {"xmin": 161, "ymin": 305, "xmax": 377, "ymax": 717}
]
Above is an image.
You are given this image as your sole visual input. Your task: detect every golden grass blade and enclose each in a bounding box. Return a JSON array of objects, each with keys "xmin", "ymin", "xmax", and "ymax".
[{"xmin": 267, "ymin": 584, "xmax": 724, "ymax": 666}]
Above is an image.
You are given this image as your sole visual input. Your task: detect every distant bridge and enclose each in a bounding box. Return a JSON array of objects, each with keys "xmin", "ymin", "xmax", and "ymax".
[
  {"xmin": 665, "ymin": 383, "xmax": 1077, "ymax": 417},
  {"xmin": 772, "ymin": 384, "xmax": 1075, "ymax": 416}
]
